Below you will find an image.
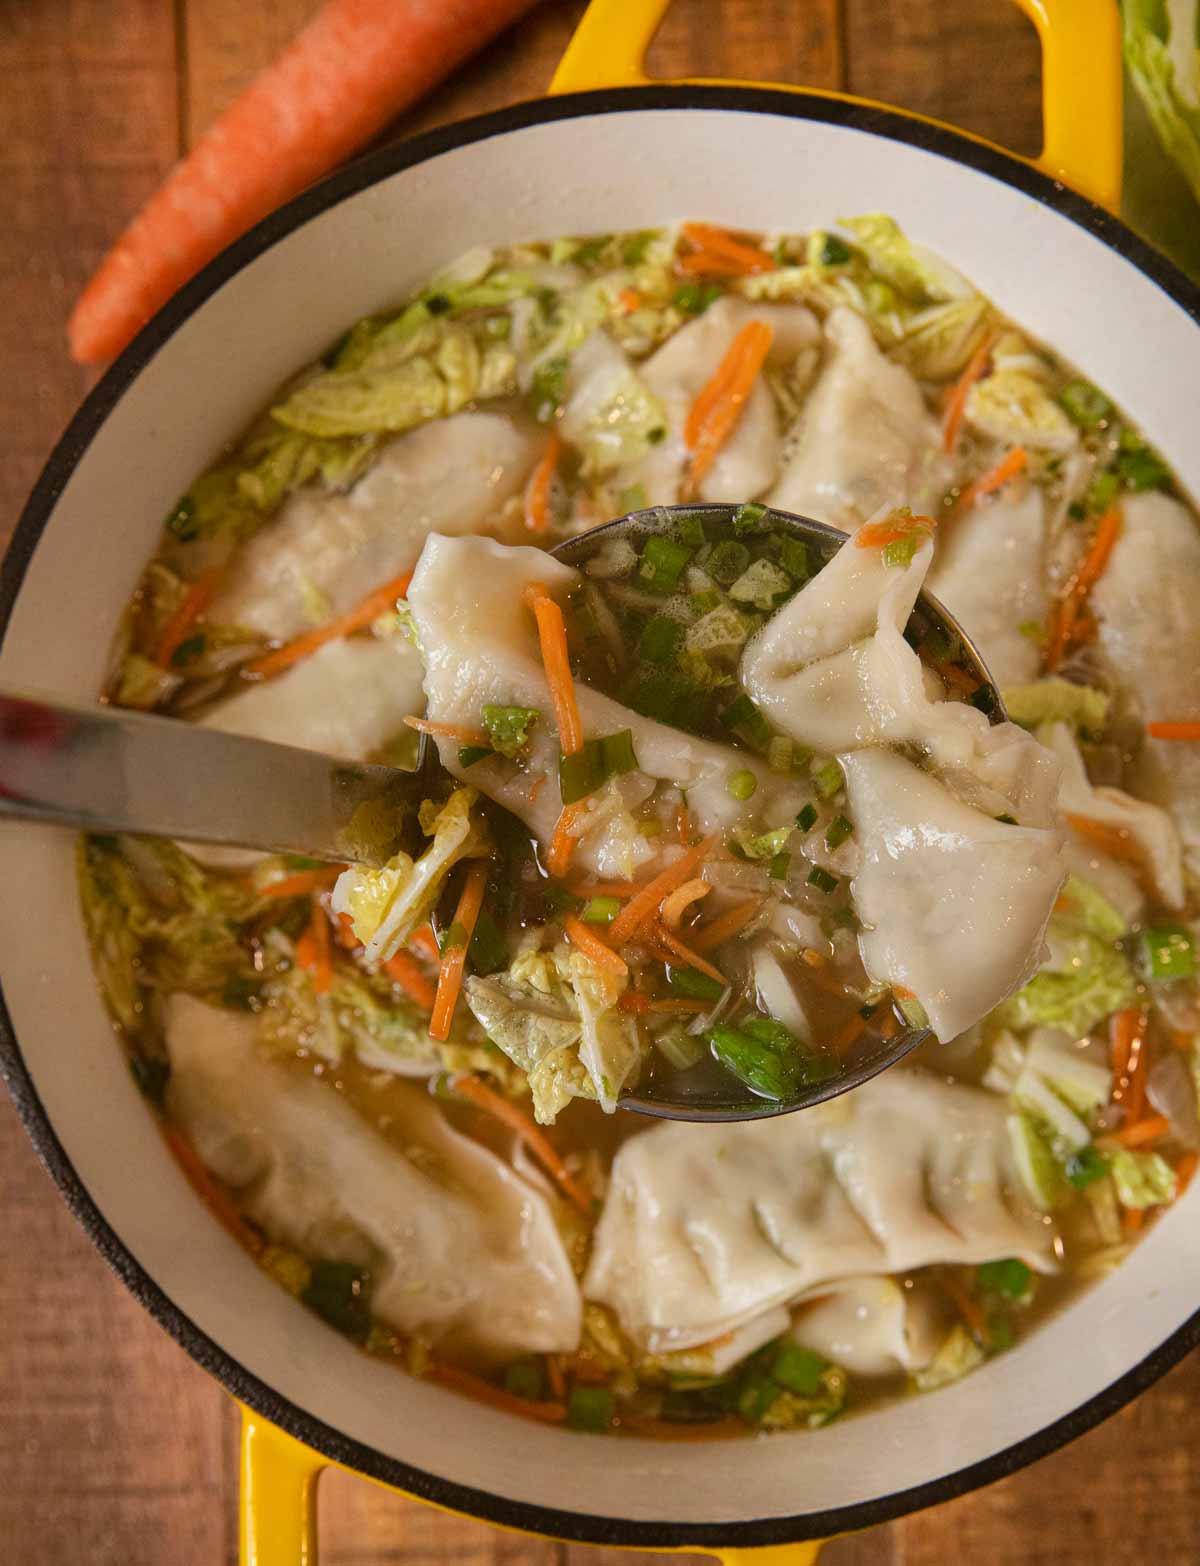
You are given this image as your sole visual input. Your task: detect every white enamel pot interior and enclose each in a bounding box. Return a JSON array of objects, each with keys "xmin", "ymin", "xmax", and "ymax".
[{"xmin": 3, "ymin": 91, "xmax": 1200, "ymax": 1550}]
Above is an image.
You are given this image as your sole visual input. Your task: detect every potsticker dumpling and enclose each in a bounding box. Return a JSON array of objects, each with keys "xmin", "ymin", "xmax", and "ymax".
[
  {"xmin": 164, "ymin": 995, "xmax": 581, "ymax": 1359},
  {"xmin": 1092, "ymin": 492, "xmax": 1200, "ymax": 877},
  {"xmin": 791, "ymin": 1277, "xmax": 943, "ymax": 1378},
  {"xmin": 584, "ymin": 1068, "xmax": 1055, "ymax": 1354},
  {"xmin": 211, "ymin": 412, "xmax": 539, "ymax": 641},
  {"xmin": 769, "ymin": 306, "xmax": 951, "ymax": 526}
]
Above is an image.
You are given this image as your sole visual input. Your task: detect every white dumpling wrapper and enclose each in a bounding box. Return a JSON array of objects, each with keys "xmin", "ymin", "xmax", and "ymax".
[
  {"xmin": 584, "ymin": 1067, "xmax": 1055, "ymax": 1354},
  {"xmin": 164, "ymin": 995, "xmax": 581, "ymax": 1359},
  {"xmin": 791, "ymin": 1277, "xmax": 943, "ymax": 1378},
  {"xmin": 211, "ymin": 412, "xmax": 539, "ymax": 641}
]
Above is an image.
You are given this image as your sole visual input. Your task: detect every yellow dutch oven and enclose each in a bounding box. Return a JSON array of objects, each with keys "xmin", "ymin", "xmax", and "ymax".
[{"xmin": 4, "ymin": 1, "xmax": 1200, "ymax": 1563}]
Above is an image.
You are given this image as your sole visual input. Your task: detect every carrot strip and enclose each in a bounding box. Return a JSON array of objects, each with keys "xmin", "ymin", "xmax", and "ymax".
[
  {"xmin": 1123, "ymin": 1206, "xmax": 1145, "ymax": 1234},
  {"xmin": 1045, "ymin": 507, "xmax": 1122, "ymax": 672},
  {"xmin": 307, "ymin": 899, "xmax": 333, "ymax": 996},
  {"xmin": 546, "ymin": 803, "xmax": 584, "ymax": 879},
  {"xmin": 681, "ymin": 221, "xmax": 776, "ymax": 275},
  {"xmin": 689, "ymin": 897, "xmax": 762, "ymax": 953},
  {"xmin": 524, "ymin": 433, "xmax": 561, "ymax": 533},
  {"xmin": 544, "ymin": 1354, "xmax": 567, "ymax": 1401},
  {"xmin": 1064, "ymin": 813, "xmax": 1141, "ymax": 867},
  {"xmin": 855, "ymin": 513, "xmax": 937, "ymax": 549},
  {"xmin": 920, "ymin": 647, "xmax": 980, "ymax": 695},
  {"xmin": 409, "ymin": 924, "xmax": 439, "ymax": 961},
  {"xmin": 617, "ymin": 991, "xmax": 651, "ymax": 1015},
  {"xmin": 452, "ymin": 1073, "xmax": 593, "ymax": 1215},
  {"xmin": 429, "ymin": 860, "xmax": 489, "ymax": 1041},
  {"xmin": 427, "ymin": 1361, "xmax": 567, "ymax": 1425},
  {"xmin": 1110, "ymin": 1007, "xmax": 1149, "ymax": 1123},
  {"xmin": 683, "ymin": 320, "xmax": 773, "ymax": 498},
  {"xmin": 944, "ymin": 1277, "xmax": 990, "ymax": 1346},
  {"xmin": 524, "ymin": 584, "xmax": 584, "ymax": 756},
  {"xmin": 404, "ymin": 716, "xmax": 491, "ymax": 746},
  {"xmin": 163, "ymin": 1124, "xmax": 263, "ymax": 1257},
  {"xmin": 660, "ymin": 878, "xmax": 711, "ymax": 930},
  {"xmin": 951, "ymin": 447, "xmax": 1028, "ymax": 518},
  {"xmin": 1146, "ymin": 722, "xmax": 1200, "ymax": 741},
  {"xmin": 155, "ymin": 567, "xmax": 224, "ymax": 668},
  {"xmin": 247, "ymin": 570, "xmax": 413, "ymax": 680},
  {"xmin": 801, "ymin": 948, "xmax": 827, "ymax": 968},
  {"xmin": 617, "ymin": 287, "xmax": 642, "ymax": 313},
  {"xmin": 676, "ymin": 804, "xmax": 691, "ymax": 846},
  {"xmin": 878, "ymin": 1011, "xmax": 901, "ymax": 1040},
  {"xmin": 676, "ymin": 250, "xmax": 764, "ymax": 279},
  {"xmin": 384, "ymin": 950, "xmax": 437, "ymax": 1011},
  {"xmin": 335, "ymin": 911, "xmax": 361, "ymax": 951},
  {"xmin": 607, "ymin": 837, "xmax": 722, "ymax": 948},
  {"xmin": 1115, "ymin": 1114, "xmax": 1171, "ymax": 1149},
  {"xmin": 942, "ymin": 337, "xmax": 992, "ymax": 453},
  {"xmin": 67, "ymin": 0, "xmax": 542, "ymax": 363},
  {"xmin": 260, "ymin": 866, "xmax": 345, "ymax": 899},
  {"xmin": 653, "ymin": 923, "xmax": 728, "ymax": 985},
  {"xmin": 528, "ymin": 774, "xmax": 547, "ymax": 806},
  {"xmin": 562, "ymin": 914, "xmax": 629, "ymax": 977},
  {"xmin": 1176, "ymin": 1153, "xmax": 1199, "ymax": 1193},
  {"xmin": 829, "ymin": 1014, "xmax": 866, "ymax": 1054}
]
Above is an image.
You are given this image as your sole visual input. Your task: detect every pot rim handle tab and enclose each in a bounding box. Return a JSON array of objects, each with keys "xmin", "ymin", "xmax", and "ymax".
[{"xmin": 549, "ymin": 0, "xmax": 1122, "ymax": 213}]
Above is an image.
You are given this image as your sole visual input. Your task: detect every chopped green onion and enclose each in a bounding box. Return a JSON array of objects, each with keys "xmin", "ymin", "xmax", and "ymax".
[
  {"xmin": 706, "ymin": 539, "xmax": 751, "ymax": 585},
  {"xmin": 619, "ymin": 482, "xmax": 648, "ymax": 513},
  {"xmin": 504, "ymin": 1360, "xmax": 546, "ymax": 1401},
  {"xmin": 165, "ymin": 495, "xmax": 198, "ymax": 541},
  {"xmin": 1115, "ymin": 438, "xmax": 1171, "ymax": 492},
  {"xmin": 1086, "ymin": 469, "xmax": 1120, "ymax": 514},
  {"xmin": 302, "ymin": 1261, "xmax": 372, "ymax": 1342},
  {"xmin": 767, "ymin": 736, "xmax": 794, "ymax": 774},
  {"xmin": 728, "ymin": 768, "xmax": 758, "ymax": 801},
  {"xmin": 668, "ymin": 966, "xmax": 726, "ymax": 1002},
  {"xmin": 897, "ymin": 993, "xmax": 929, "ymax": 1028},
  {"xmin": 622, "ymin": 229, "xmax": 658, "ymax": 264},
  {"xmin": 676, "ymin": 513, "xmax": 708, "ymax": 549},
  {"xmin": 528, "ymin": 356, "xmax": 568, "ymax": 424},
  {"xmin": 732, "ymin": 501, "xmax": 768, "ymax": 535},
  {"xmin": 813, "ymin": 760, "xmax": 843, "ymax": 799},
  {"xmin": 706, "ymin": 1025, "xmax": 798, "ymax": 1101},
  {"xmin": 1065, "ymin": 1146, "xmax": 1109, "ymax": 1189},
  {"xmin": 769, "ymin": 851, "xmax": 791, "ymax": 881},
  {"xmin": 543, "ymin": 885, "xmax": 582, "ymax": 916},
  {"xmin": 776, "ymin": 536, "xmax": 810, "ymax": 581},
  {"xmin": 458, "ymin": 745, "xmax": 492, "ymax": 768},
  {"xmin": 467, "ymin": 907, "xmax": 508, "ymax": 976},
  {"xmin": 977, "ymin": 1258, "xmax": 1033, "ymax": 1301},
  {"xmin": 1140, "ymin": 923, "xmax": 1196, "ymax": 982},
  {"xmin": 770, "ymin": 1341, "xmax": 828, "ymax": 1397},
  {"xmin": 582, "ymin": 896, "xmax": 621, "ymax": 925},
  {"xmin": 1067, "ymin": 501, "xmax": 1087, "ymax": 522},
  {"xmin": 795, "ymin": 803, "xmax": 818, "ymax": 833},
  {"xmin": 737, "ymin": 1371, "xmax": 781, "ymax": 1423},
  {"xmin": 689, "ymin": 589, "xmax": 722, "ymax": 615},
  {"xmin": 719, "ymin": 693, "xmax": 773, "ymax": 749},
  {"xmin": 816, "ymin": 233, "xmax": 852, "ymax": 267},
  {"xmin": 806, "ymin": 866, "xmax": 839, "ymax": 894},
  {"xmin": 572, "ymin": 234, "xmax": 610, "ymax": 266},
  {"xmin": 440, "ymin": 920, "xmax": 469, "ymax": 952},
  {"xmin": 655, "ymin": 1024, "xmax": 705, "ymax": 1071},
  {"xmin": 883, "ymin": 535, "xmax": 920, "ymax": 569},
  {"xmin": 1059, "ymin": 380, "xmax": 1113, "ymax": 429},
  {"xmin": 557, "ymin": 730, "xmax": 640, "ymax": 805},
  {"xmin": 482, "ymin": 704, "xmax": 540, "ymax": 758},
  {"xmin": 639, "ymin": 534, "xmax": 694, "ymax": 592},
  {"xmin": 639, "ymin": 615, "xmax": 684, "ymax": 665},
  {"xmin": 995, "ymin": 812, "xmax": 1018, "ymax": 825},
  {"xmin": 672, "ymin": 281, "xmax": 722, "ymax": 315},
  {"xmin": 824, "ymin": 815, "xmax": 853, "ymax": 850},
  {"xmin": 170, "ymin": 633, "xmax": 206, "ymax": 667},
  {"xmin": 566, "ymin": 1385, "xmax": 614, "ymax": 1432}
]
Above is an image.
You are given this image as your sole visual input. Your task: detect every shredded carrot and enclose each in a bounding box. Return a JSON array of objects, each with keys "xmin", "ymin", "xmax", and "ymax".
[
  {"xmin": 802, "ymin": 947, "xmax": 827, "ymax": 968},
  {"xmin": 855, "ymin": 513, "xmax": 937, "ymax": 549},
  {"xmin": 335, "ymin": 911, "xmax": 361, "ymax": 951},
  {"xmin": 951, "ymin": 447, "xmax": 1028, "ymax": 518},
  {"xmin": 689, "ymin": 896, "xmax": 762, "ymax": 953},
  {"xmin": 163, "ymin": 1124, "xmax": 263, "ymax": 1257},
  {"xmin": 676, "ymin": 249, "xmax": 764, "ymax": 279},
  {"xmin": 617, "ymin": 287, "xmax": 642, "ymax": 313},
  {"xmin": 410, "ymin": 923, "xmax": 439, "ymax": 961},
  {"xmin": 647, "ymin": 997, "xmax": 709, "ymax": 1015},
  {"xmin": 653, "ymin": 922, "xmax": 727, "ymax": 985},
  {"xmin": 562, "ymin": 913, "xmax": 629, "ymax": 977},
  {"xmin": 384, "ymin": 950, "xmax": 437, "ymax": 1011},
  {"xmin": 944, "ymin": 1276, "xmax": 990, "ymax": 1345},
  {"xmin": 546, "ymin": 803, "xmax": 584, "ymax": 879},
  {"xmin": 1110, "ymin": 1007, "xmax": 1149, "ymax": 1123},
  {"xmin": 941, "ymin": 337, "xmax": 992, "ymax": 453},
  {"xmin": 607, "ymin": 835, "xmax": 721, "ymax": 948},
  {"xmin": 1115, "ymin": 1114, "xmax": 1171, "ymax": 1149},
  {"xmin": 524, "ymin": 583, "xmax": 584, "ymax": 756},
  {"xmin": 680, "ymin": 221, "xmax": 776, "ymax": 275},
  {"xmin": 1176, "ymin": 1152, "xmax": 1198, "ymax": 1193},
  {"xmin": 1146, "ymin": 721, "xmax": 1200, "ymax": 741},
  {"xmin": 660, "ymin": 877, "xmax": 711, "ymax": 930},
  {"xmin": 246, "ymin": 570, "xmax": 413, "ymax": 680},
  {"xmin": 528, "ymin": 774, "xmax": 547, "ymax": 805},
  {"xmin": 829, "ymin": 1014, "xmax": 866, "ymax": 1054},
  {"xmin": 1064, "ymin": 813, "xmax": 1141, "ymax": 867},
  {"xmin": 893, "ymin": 985, "xmax": 917, "ymax": 1000},
  {"xmin": 1122, "ymin": 1206, "xmax": 1145, "ymax": 1234},
  {"xmin": 617, "ymin": 991, "xmax": 651, "ymax": 1015},
  {"xmin": 404, "ymin": 716, "xmax": 490, "ymax": 746},
  {"xmin": 427, "ymin": 1361, "xmax": 566, "ymax": 1425},
  {"xmin": 565, "ymin": 878, "xmax": 643, "ymax": 900},
  {"xmin": 1045, "ymin": 507, "xmax": 1122, "ymax": 672},
  {"xmin": 307, "ymin": 899, "xmax": 333, "ymax": 995},
  {"xmin": 428, "ymin": 859, "xmax": 488, "ymax": 1041},
  {"xmin": 676, "ymin": 803, "xmax": 691, "ymax": 846},
  {"xmin": 920, "ymin": 649, "xmax": 980, "ymax": 695},
  {"xmin": 878, "ymin": 1011, "xmax": 901, "ymax": 1040},
  {"xmin": 544, "ymin": 1354, "xmax": 567, "ymax": 1401},
  {"xmin": 452, "ymin": 1072, "xmax": 593, "ymax": 1215},
  {"xmin": 156, "ymin": 567, "xmax": 224, "ymax": 669},
  {"xmin": 260, "ymin": 865, "xmax": 345, "ymax": 899},
  {"xmin": 683, "ymin": 320, "xmax": 773, "ymax": 498},
  {"xmin": 524, "ymin": 433, "xmax": 561, "ymax": 533}
]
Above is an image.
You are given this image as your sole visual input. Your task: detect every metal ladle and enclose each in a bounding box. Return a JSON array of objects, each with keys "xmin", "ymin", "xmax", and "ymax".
[{"xmin": 0, "ymin": 504, "xmax": 1002, "ymax": 1121}]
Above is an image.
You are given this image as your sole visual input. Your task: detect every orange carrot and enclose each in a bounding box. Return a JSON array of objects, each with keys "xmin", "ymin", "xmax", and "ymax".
[
  {"xmin": 676, "ymin": 804, "xmax": 691, "ymax": 846},
  {"xmin": 409, "ymin": 923, "xmax": 439, "ymax": 961},
  {"xmin": 524, "ymin": 434, "xmax": 561, "ymax": 533},
  {"xmin": 617, "ymin": 991, "xmax": 651, "ymax": 1015},
  {"xmin": 260, "ymin": 865, "xmax": 345, "ymax": 899},
  {"xmin": 427, "ymin": 1360, "xmax": 567, "ymax": 1425},
  {"xmin": 653, "ymin": 923, "xmax": 728, "ymax": 985},
  {"xmin": 801, "ymin": 947, "xmax": 827, "ymax": 968},
  {"xmin": 944, "ymin": 1276, "xmax": 990, "ymax": 1345},
  {"xmin": 544, "ymin": 1354, "xmax": 567, "ymax": 1401},
  {"xmin": 546, "ymin": 803, "xmax": 584, "ymax": 880},
  {"xmin": 951, "ymin": 447, "xmax": 1028, "ymax": 518},
  {"xmin": 1064, "ymin": 813, "xmax": 1141, "ymax": 867},
  {"xmin": 404, "ymin": 715, "xmax": 490, "ymax": 746},
  {"xmin": 524, "ymin": 583, "xmax": 584, "ymax": 756},
  {"xmin": 429, "ymin": 859, "xmax": 489, "ymax": 1041},
  {"xmin": 680, "ymin": 222, "xmax": 776, "ymax": 275},
  {"xmin": 451, "ymin": 1073, "xmax": 593, "ymax": 1215},
  {"xmin": 854, "ymin": 512, "xmax": 937, "ymax": 550},
  {"xmin": 156, "ymin": 567, "xmax": 224, "ymax": 669},
  {"xmin": 1122, "ymin": 1206, "xmax": 1145, "ymax": 1234},
  {"xmin": 335, "ymin": 911, "xmax": 361, "ymax": 951},
  {"xmin": 1176, "ymin": 1152, "xmax": 1199, "ymax": 1193},
  {"xmin": 942, "ymin": 337, "xmax": 992, "ymax": 453},
  {"xmin": 1146, "ymin": 722, "xmax": 1200, "ymax": 741},
  {"xmin": 247, "ymin": 570, "xmax": 413, "ymax": 680},
  {"xmin": 1110, "ymin": 1007, "xmax": 1149, "ymax": 1123},
  {"xmin": 1115, "ymin": 1114, "xmax": 1171, "ymax": 1149},
  {"xmin": 528, "ymin": 774, "xmax": 547, "ymax": 806},
  {"xmin": 384, "ymin": 950, "xmax": 437, "ymax": 1011},
  {"xmin": 676, "ymin": 250, "xmax": 765, "ymax": 279},
  {"xmin": 68, "ymin": 0, "xmax": 542, "ymax": 364},
  {"xmin": 689, "ymin": 896, "xmax": 762, "ymax": 953},
  {"xmin": 660, "ymin": 877, "xmax": 711, "ymax": 930},
  {"xmin": 683, "ymin": 320, "xmax": 773, "ymax": 498},
  {"xmin": 1045, "ymin": 507, "xmax": 1122, "ymax": 672},
  {"xmin": 163, "ymin": 1124, "xmax": 263, "ymax": 1257},
  {"xmin": 307, "ymin": 899, "xmax": 333, "ymax": 995},
  {"xmin": 617, "ymin": 287, "xmax": 642, "ymax": 313},
  {"xmin": 878, "ymin": 1011, "xmax": 901, "ymax": 1040},
  {"xmin": 829, "ymin": 1014, "xmax": 866, "ymax": 1054},
  {"xmin": 607, "ymin": 835, "xmax": 721, "ymax": 947},
  {"xmin": 920, "ymin": 649, "xmax": 980, "ymax": 695},
  {"xmin": 562, "ymin": 914, "xmax": 629, "ymax": 977}
]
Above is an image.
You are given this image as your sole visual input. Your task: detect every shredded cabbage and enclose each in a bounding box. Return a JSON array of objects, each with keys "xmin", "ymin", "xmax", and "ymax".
[
  {"xmin": 1053, "ymin": 874, "xmax": 1129, "ymax": 942},
  {"xmin": 965, "ymin": 369, "xmax": 1080, "ymax": 453},
  {"xmin": 1125, "ymin": 0, "xmax": 1200, "ymax": 203},
  {"xmin": 839, "ymin": 213, "xmax": 975, "ymax": 303},
  {"xmin": 994, "ymin": 921, "xmax": 1138, "ymax": 1038},
  {"xmin": 913, "ymin": 1323, "xmax": 985, "ymax": 1392},
  {"xmin": 1001, "ymin": 677, "xmax": 1109, "ymax": 737},
  {"xmin": 1110, "ymin": 1147, "xmax": 1178, "ymax": 1208}
]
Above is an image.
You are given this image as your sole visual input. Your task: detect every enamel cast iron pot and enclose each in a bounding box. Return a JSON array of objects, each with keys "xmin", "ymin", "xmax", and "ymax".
[{"xmin": 4, "ymin": 1, "xmax": 1200, "ymax": 1560}]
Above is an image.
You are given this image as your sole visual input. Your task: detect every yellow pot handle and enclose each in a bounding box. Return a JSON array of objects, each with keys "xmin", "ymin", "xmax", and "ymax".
[
  {"xmin": 549, "ymin": 0, "xmax": 1122, "ymax": 213},
  {"xmin": 240, "ymin": 1406, "xmax": 327, "ymax": 1566}
]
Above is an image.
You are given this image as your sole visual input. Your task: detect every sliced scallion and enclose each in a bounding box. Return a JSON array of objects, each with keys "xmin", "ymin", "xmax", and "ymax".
[
  {"xmin": 795, "ymin": 802, "xmax": 818, "ymax": 833},
  {"xmin": 824, "ymin": 815, "xmax": 853, "ymax": 850},
  {"xmin": 806, "ymin": 865, "xmax": 839, "ymax": 894},
  {"xmin": 728, "ymin": 768, "xmax": 758, "ymax": 801},
  {"xmin": 638, "ymin": 534, "xmax": 694, "ymax": 592},
  {"xmin": 813, "ymin": 760, "xmax": 843, "ymax": 799},
  {"xmin": 582, "ymin": 896, "xmax": 621, "ymax": 924}
]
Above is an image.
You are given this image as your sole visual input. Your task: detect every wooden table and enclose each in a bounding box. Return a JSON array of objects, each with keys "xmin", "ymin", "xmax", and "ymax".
[{"xmin": 2, "ymin": 2, "xmax": 1197, "ymax": 1561}]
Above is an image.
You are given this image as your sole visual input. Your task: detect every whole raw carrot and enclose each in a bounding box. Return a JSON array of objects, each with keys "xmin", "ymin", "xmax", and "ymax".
[{"xmin": 68, "ymin": 0, "xmax": 542, "ymax": 364}]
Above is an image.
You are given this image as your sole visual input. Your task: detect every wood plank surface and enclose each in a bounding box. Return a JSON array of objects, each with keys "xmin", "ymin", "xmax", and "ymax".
[{"xmin": 1, "ymin": 2, "xmax": 1197, "ymax": 1563}]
